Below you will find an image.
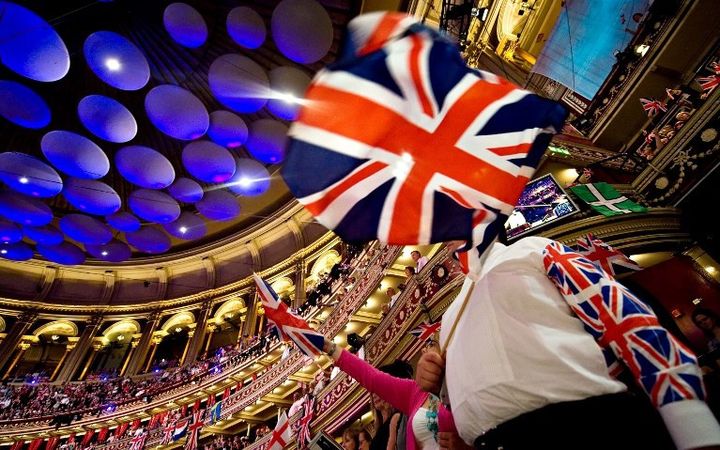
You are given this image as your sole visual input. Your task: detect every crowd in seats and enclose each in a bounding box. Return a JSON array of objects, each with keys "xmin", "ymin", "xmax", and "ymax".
[
  {"xmin": 200, "ymin": 434, "xmax": 251, "ymax": 450},
  {"xmin": 0, "ymin": 243, "xmax": 367, "ymax": 426},
  {"xmin": 0, "ymin": 331, "xmax": 279, "ymax": 424}
]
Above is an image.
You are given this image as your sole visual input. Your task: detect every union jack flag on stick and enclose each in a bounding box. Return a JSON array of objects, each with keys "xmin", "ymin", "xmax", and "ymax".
[
  {"xmin": 253, "ymin": 273, "xmax": 325, "ymax": 357},
  {"xmin": 639, "ymin": 97, "xmax": 667, "ymax": 117},
  {"xmin": 297, "ymin": 395, "xmax": 315, "ymax": 450},
  {"xmin": 184, "ymin": 410, "xmax": 204, "ymax": 450},
  {"xmin": 576, "ymin": 234, "xmax": 642, "ymax": 278},
  {"xmin": 409, "ymin": 321, "xmax": 441, "ymax": 341},
  {"xmin": 696, "ymin": 74, "xmax": 720, "ymax": 93},
  {"xmin": 129, "ymin": 432, "xmax": 146, "ymax": 450},
  {"xmin": 282, "ymin": 12, "xmax": 566, "ymax": 269}
]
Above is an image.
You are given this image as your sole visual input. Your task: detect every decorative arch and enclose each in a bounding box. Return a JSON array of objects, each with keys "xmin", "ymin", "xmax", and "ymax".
[
  {"xmin": 161, "ymin": 311, "xmax": 195, "ymax": 332},
  {"xmin": 271, "ymin": 276, "xmax": 294, "ymax": 298},
  {"xmin": 33, "ymin": 320, "xmax": 79, "ymax": 337},
  {"xmin": 214, "ymin": 298, "xmax": 245, "ymax": 325},
  {"xmin": 310, "ymin": 250, "xmax": 341, "ymax": 279},
  {"xmin": 103, "ymin": 319, "xmax": 141, "ymax": 340}
]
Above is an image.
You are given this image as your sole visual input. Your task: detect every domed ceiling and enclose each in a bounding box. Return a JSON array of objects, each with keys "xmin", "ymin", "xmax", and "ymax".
[{"xmin": 0, "ymin": 0, "xmax": 357, "ymax": 265}]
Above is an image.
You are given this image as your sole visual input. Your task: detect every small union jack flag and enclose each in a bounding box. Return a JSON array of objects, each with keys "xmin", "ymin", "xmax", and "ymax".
[
  {"xmin": 543, "ymin": 241, "xmax": 705, "ymax": 407},
  {"xmin": 184, "ymin": 410, "xmax": 204, "ymax": 450},
  {"xmin": 297, "ymin": 395, "xmax": 315, "ymax": 449},
  {"xmin": 575, "ymin": 234, "xmax": 642, "ymax": 278},
  {"xmin": 267, "ymin": 411, "xmax": 292, "ymax": 450},
  {"xmin": 639, "ymin": 97, "xmax": 667, "ymax": 117},
  {"xmin": 696, "ymin": 74, "xmax": 720, "ymax": 93},
  {"xmin": 161, "ymin": 419, "xmax": 175, "ymax": 445},
  {"xmin": 253, "ymin": 273, "xmax": 325, "ymax": 357},
  {"xmin": 283, "ymin": 12, "xmax": 566, "ymax": 259},
  {"xmin": 409, "ymin": 320, "xmax": 441, "ymax": 341},
  {"xmin": 129, "ymin": 432, "xmax": 147, "ymax": 450}
]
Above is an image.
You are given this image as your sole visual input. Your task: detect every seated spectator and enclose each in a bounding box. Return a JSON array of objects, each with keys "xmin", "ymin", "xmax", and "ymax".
[{"xmin": 403, "ymin": 266, "xmax": 415, "ymax": 279}]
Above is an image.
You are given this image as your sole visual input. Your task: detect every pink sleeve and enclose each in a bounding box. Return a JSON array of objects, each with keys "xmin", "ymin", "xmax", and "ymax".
[
  {"xmin": 335, "ymin": 349, "xmax": 419, "ymax": 415},
  {"xmin": 438, "ymin": 403, "xmax": 457, "ymax": 434}
]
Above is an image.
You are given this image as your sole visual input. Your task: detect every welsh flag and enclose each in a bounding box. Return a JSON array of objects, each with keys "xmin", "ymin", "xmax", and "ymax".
[{"xmin": 569, "ymin": 182, "xmax": 647, "ymax": 216}]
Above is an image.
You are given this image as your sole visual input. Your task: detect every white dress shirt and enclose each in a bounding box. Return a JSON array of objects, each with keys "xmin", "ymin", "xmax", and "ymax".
[
  {"xmin": 416, "ymin": 256, "xmax": 429, "ymax": 272},
  {"xmin": 440, "ymin": 237, "xmax": 720, "ymax": 449}
]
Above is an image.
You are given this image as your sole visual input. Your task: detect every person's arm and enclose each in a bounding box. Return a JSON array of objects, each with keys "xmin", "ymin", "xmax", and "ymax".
[
  {"xmin": 386, "ymin": 412, "xmax": 401, "ymax": 450},
  {"xmin": 543, "ymin": 241, "xmax": 720, "ymax": 450},
  {"xmin": 324, "ymin": 339, "xmax": 419, "ymax": 415}
]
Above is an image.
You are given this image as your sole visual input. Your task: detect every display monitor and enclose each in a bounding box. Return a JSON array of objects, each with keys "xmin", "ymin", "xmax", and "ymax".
[{"xmin": 504, "ymin": 173, "xmax": 579, "ymax": 240}]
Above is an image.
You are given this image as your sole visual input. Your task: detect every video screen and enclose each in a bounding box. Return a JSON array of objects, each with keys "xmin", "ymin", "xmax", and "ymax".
[{"xmin": 504, "ymin": 173, "xmax": 579, "ymax": 240}]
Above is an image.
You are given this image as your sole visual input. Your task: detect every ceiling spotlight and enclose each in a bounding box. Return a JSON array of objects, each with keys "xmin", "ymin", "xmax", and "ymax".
[
  {"xmin": 278, "ymin": 92, "xmax": 299, "ymax": 104},
  {"xmin": 101, "ymin": 251, "xmax": 109, "ymax": 256},
  {"xmin": 238, "ymin": 177, "xmax": 253, "ymax": 187},
  {"xmin": 175, "ymin": 327, "xmax": 182, "ymax": 333},
  {"xmin": 117, "ymin": 335, "xmax": 125, "ymax": 341},
  {"xmin": 105, "ymin": 57, "xmax": 122, "ymax": 71},
  {"xmin": 179, "ymin": 226, "xmax": 188, "ymax": 234},
  {"xmin": 51, "ymin": 334, "xmax": 59, "ymax": 341},
  {"xmin": 18, "ymin": 176, "xmax": 29, "ymax": 184},
  {"xmin": 706, "ymin": 266, "xmax": 717, "ymax": 275},
  {"xmin": 0, "ymin": 249, "xmax": 6, "ymax": 255}
]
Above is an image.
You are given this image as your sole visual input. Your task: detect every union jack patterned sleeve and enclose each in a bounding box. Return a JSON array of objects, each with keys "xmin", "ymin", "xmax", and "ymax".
[{"xmin": 542, "ymin": 241, "xmax": 705, "ymax": 407}]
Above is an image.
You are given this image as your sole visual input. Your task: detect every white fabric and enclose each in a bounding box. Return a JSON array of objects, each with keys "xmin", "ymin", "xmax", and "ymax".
[
  {"xmin": 411, "ymin": 407, "xmax": 440, "ymax": 450},
  {"xmin": 390, "ymin": 292, "xmax": 401, "ymax": 308},
  {"xmin": 659, "ymin": 399, "xmax": 720, "ymax": 450},
  {"xmin": 440, "ymin": 237, "xmax": 626, "ymax": 443},
  {"xmin": 416, "ymin": 256, "xmax": 429, "ymax": 272}
]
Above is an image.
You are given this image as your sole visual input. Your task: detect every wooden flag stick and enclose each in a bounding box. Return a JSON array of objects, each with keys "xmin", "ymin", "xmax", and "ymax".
[{"xmin": 441, "ymin": 281, "xmax": 476, "ymax": 354}]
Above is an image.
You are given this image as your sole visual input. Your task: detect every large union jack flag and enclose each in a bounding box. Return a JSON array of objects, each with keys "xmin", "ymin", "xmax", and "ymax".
[
  {"xmin": 542, "ymin": 241, "xmax": 704, "ymax": 407},
  {"xmin": 184, "ymin": 410, "xmax": 204, "ymax": 450},
  {"xmin": 283, "ymin": 12, "xmax": 566, "ymax": 258},
  {"xmin": 409, "ymin": 320, "xmax": 441, "ymax": 341},
  {"xmin": 575, "ymin": 234, "xmax": 642, "ymax": 278},
  {"xmin": 253, "ymin": 273, "xmax": 325, "ymax": 357}
]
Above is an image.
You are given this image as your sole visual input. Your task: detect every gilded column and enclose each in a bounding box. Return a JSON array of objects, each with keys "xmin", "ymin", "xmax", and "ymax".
[
  {"xmin": 294, "ymin": 258, "xmax": 306, "ymax": 309},
  {"xmin": 50, "ymin": 343, "xmax": 75, "ymax": 381},
  {"xmin": 2, "ymin": 340, "xmax": 31, "ymax": 380},
  {"xmin": 242, "ymin": 289, "xmax": 258, "ymax": 338},
  {"xmin": 0, "ymin": 312, "xmax": 36, "ymax": 375},
  {"xmin": 143, "ymin": 335, "xmax": 163, "ymax": 373},
  {"xmin": 182, "ymin": 301, "xmax": 212, "ymax": 366},
  {"xmin": 78, "ymin": 342, "xmax": 103, "ymax": 381},
  {"xmin": 124, "ymin": 312, "xmax": 160, "ymax": 376},
  {"xmin": 119, "ymin": 339, "xmax": 138, "ymax": 377},
  {"xmin": 55, "ymin": 315, "xmax": 103, "ymax": 383}
]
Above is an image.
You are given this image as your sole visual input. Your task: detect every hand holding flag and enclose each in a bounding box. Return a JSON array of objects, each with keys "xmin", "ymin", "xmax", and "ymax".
[{"xmin": 253, "ymin": 273, "xmax": 325, "ymax": 357}]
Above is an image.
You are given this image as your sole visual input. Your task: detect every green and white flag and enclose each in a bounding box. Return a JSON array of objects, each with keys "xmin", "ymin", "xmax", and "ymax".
[{"xmin": 569, "ymin": 182, "xmax": 647, "ymax": 217}]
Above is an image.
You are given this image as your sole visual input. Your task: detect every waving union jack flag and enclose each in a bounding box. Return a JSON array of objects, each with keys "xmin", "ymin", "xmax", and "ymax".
[
  {"xmin": 184, "ymin": 410, "xmax": 204, "ymax": 450},
  {"xmin": 283, "ymin": 12, "xmax": 566, "ymax": 260},
  {"xmin": 297, "ymin": 395, "xmax": 315, "ymax": 449},
  {"xmin": 696, "ymin": 74, "xmax": 720, "ymax": 93},
  {"xmin": 409, "ymin": 320, "xmax": 441, "ymax": 341},
  {"xmin": 253, "ymin": 273, "xmax": 325, "ymax": 357},
  {"xmin": 639, "ymin": 97, "xmax": 667, "ymax": 117},
  {"xmin": 542, "ymin": 241, "xmax": 705, "ymax": 408},
  {"xmin": 129, "ymin": 433, "xmax": 147, "ymax": 450},
  {"xmin": 576, "ymin": 234, "xmax": 642, "ymax": 278}
]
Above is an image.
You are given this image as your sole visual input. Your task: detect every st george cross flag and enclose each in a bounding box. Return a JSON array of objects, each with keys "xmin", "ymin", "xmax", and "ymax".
[
  {"xmin": 569, "ymin": 182, "xmax": 647, "ymax": 216},
  {"xmin": 268, "ymin": 411, "xmax": 292, "ymax": 450},
  {"xmin": 283, "ymin": 12, "xmax": 567, "ymax": 263},
  {"xmin": 253, "ymin": 273, "xmax": 325, "ymax": 357},
  {"xmin": 576, "ymin": 234, "xmax": 642, "ymax": 278},
  {"xmin": 409, "ymin": 321, "xmax": 441, "ymax": 341}
]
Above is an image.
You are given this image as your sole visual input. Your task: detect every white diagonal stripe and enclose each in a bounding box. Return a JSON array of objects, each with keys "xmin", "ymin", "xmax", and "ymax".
[
  {"xmin": 289, "ymin": 123, "xmax": 400, "ymax": 165},
  {"xmin": 586, "ymin": 184, "xmax": 632, "ymax": 212},
  {"xmin": 301, "ymin": 164, "xmax": 396, "ymax": 229}
]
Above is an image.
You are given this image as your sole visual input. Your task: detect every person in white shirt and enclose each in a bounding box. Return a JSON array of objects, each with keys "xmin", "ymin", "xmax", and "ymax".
[
  {"xmin": 411, "ymin": 250, "xmax": 429, "ymax": 273},
  {"xmin": 416, "ymin": 237, "xmax": 720, "ymax": 450}
]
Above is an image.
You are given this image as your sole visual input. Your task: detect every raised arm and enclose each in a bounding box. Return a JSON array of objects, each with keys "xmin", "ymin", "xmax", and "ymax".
[{"xmin": 325, "ymin": 340, "xmax": 419, "ymax": 415}]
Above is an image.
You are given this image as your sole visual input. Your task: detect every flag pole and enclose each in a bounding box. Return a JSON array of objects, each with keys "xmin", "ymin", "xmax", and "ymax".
[{"xmin": 440, "ymin": 281, "xmax": 475, "ymax": 355}]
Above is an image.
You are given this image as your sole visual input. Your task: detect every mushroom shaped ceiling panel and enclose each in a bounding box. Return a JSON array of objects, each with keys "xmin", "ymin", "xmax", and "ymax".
[{"xmin": 0, "ymin": 0, "xmax": 355, "ymax": 265}]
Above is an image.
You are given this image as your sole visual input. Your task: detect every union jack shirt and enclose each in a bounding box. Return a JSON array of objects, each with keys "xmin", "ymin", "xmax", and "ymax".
[
  {"xmin": 283, "ymin": 12, "xmax": 566, "ymax": 258},
  {"xmin": 542, "ymin": 241, "xmax": 704, "ymax": 406}
]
